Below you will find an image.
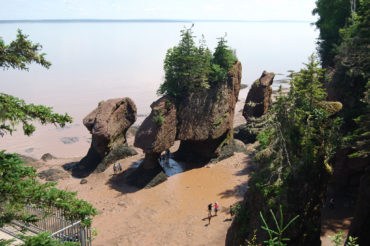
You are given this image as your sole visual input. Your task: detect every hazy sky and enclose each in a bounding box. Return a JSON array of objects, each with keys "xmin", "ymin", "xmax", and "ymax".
[{"xmin": 0, "ymin": 0, "xmax": 317, "ymax": 21}]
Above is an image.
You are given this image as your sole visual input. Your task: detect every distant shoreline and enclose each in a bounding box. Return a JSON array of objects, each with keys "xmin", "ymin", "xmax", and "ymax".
[{"xmin": 0, "ymin": 19, "xmax": 311, "ymax": 24}]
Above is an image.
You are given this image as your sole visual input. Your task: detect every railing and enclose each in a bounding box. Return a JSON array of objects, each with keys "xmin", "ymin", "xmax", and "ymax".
[{"xmin": 13, "ymin": 205, "xmax": 93, "ymax": 246}]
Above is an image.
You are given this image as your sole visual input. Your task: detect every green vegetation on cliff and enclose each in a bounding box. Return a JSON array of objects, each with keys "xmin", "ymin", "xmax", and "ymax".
[
  {"xmin": 234, "ymin": 56, "xmax": 342, "ymax": 245},
  {"xmin": 158, "ymin": 26, "xmax": 237, "ymax": 99},
  {"xmin": 314, "ymin": 0, "xmax": 369, "ymax": 134}
]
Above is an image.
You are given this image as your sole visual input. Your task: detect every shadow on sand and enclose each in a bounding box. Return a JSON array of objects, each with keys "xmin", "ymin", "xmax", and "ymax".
[
  {"xmin": 320, "ymin": 186, "xmax": 356, "ymax": 236},
  {"xmin": 218, "ymin": 154, "xmax": 256, "ymax": 199},
  {"xmin": 106, "ymin": 157, "xmax": 197, "ymax": 194}
]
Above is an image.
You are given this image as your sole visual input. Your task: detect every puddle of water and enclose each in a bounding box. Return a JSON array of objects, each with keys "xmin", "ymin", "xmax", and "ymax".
[{"xmin": 132, "ymin": 158, "xmax": 186, "ymax": 177}]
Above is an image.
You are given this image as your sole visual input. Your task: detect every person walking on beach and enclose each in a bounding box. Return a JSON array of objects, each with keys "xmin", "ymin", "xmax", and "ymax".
[
  {"xmin": 117, "ymin": 163, "xmax": 122, "ymax": 172},
  {"xmin": 207, "ymin": 203, "xmax": 213, "ymax": 225},
  {"xmin": 214, "ymin": 202, "xmax": 219, "ymax": 216},
  {"xmin": 208, "ymin": 203, "xmax": 213, "ymax": 217},
  {"xmin": 113, "ymin": 163, "xmax": 118, "ymax": 174}
]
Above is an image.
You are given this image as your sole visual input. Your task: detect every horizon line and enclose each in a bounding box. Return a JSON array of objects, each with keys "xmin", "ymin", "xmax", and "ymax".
[{"xmin": 0, "ymin": 18, "xmax": 312, "ymax": 24}]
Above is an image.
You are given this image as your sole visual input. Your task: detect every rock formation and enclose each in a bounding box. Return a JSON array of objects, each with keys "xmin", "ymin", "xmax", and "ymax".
[
  {"xmin": 235, "ymin": 71, "xmax": 275, "ymax": 143},
  {"xmin": 72, "ymin": 98, "xmax": 137, "ymax": 177},
  {"xmin": 243, "ymin": 70, "xmax": 275, "ymax": 119},
  {"xmin": 131, "ymin": 62, "xmax": 242, "ymax": 187},
  {"xmin": 175, "ymin": 61, "xmax": 242, "ymax": 161},
  {"xmin": 134, "ymin": 96, "xmax": 177, "ymax": 154},
  {"xmin": 129, "ymin": 96, "xmax": 177, "ymax": 187}
]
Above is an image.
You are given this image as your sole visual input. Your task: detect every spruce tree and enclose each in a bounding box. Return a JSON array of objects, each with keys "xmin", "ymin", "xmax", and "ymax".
[{"xmin": 0, "ymin": 31, "xmax": 97, "ymax": 245}]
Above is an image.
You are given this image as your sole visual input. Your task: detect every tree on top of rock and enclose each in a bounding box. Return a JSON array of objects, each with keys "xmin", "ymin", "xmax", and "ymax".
[
  {"xmin": 158, "ymin": 26, "xmax": 237, "ymax": 99},
  {"xmin": 158, "ymin": 26, "xmax": 212, "ymax": 98},
  {"xmin": 210, "ymin": 36, "xmax": 237, "ymax": 83}
]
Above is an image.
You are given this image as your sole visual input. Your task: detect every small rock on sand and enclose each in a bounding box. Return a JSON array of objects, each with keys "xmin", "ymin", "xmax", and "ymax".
[
  {"xmin": 25, "ymin": 148, "xmax": 34, "ymax": 153},
  {"xmin": 60, "ymin": 137, "xmax": 79, "ymax": 144},
  {"xmin": 41, "ymin": 153, "xmax": 56, "ymax": 161}
]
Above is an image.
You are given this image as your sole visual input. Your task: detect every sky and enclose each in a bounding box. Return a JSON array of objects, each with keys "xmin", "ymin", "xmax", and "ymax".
[{"xmin": 0, "ymin": 0, "xmax": 317, "ymax": 21}]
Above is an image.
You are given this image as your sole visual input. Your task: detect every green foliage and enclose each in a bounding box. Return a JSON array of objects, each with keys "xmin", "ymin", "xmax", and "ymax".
[
  {"xmin": 152, "ymin": 110, "xmax": 165, "ymax": 126},
  {"xmin": 0, "ymin": 151, "xmax": 98, "ymax": 227},
  {"xmin": 158, "ymin": 26, "xmax": 237, "ymax": 99},
  {"xmin": 0, "ymin": 29, "xmax": 51, "ymax": 70},
  {"xmin": 346, "ymin": 235, "xmax": 360, "ymax": 246},
  {"xmin": 0, "ymin": 30, "xmax": 97, "ymax": 243},
  {"xmin": 158, "ymin": 26, "xmax": 212, "ymax": 98},
  {"xmin": 19, "ymin": 232, "xmax": 78, "ymax": 246},
  {"xmin": 328, "ymin": 231, "xmax": 359, "ymax": 246},
  {"xmin": 0, "ymin": 30, "xmax": 72, "ymax": 136},
  {"xmin": 233, "ymin": 203, "xmax": 250, "ymax": 241},
  {"xmin": 0, "ymin": 93, "xmax": 72, "ymax": 136},
  {"xmin": 246, "ymin": 230, "xmax": 259, "ymax": 246},
  {"xmin": 312, "ymin": 0, "xmax": 351, "ymax": 67},
  {"xmin": 330, "ymin": 0, "xmax": 370, "ymax": 135},
  {"xmin": 349, "ymin": 81, "xmax": 370, "ymax": 158},
  {"xmin": 245, "ymin": 55, "xmax": 342, "ymax": 244},
  {"xmin": 257, "ymin": 129, "xmax": 274, "ymax": 149},
  {"xmin": 210, "ymin": 36, "xmax": 237, "ymax": 83},
  {"xmin": 259, "ymin": 205, "xmax": 299, "ymax": 246},
  {"xmin": 329, "ymin": 231, "xmax": 345, "ymax": 246},
  {"xmin": 213, "ymin": 117, "xmax": 223, "ymax": 129},
  {"xmin": 0, "ymin": 239, "xmax": 15, "ymax": 246}
]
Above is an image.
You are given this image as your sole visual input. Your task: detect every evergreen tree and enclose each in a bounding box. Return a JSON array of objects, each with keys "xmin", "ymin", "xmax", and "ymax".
[
  {"xmin": 312, "ymin": 0, "xmax": 351, "ymax": 67},
  {"xmin": 330, "ymin": 0, "xmax": 370, "ymax": 132},
  {"xmin": 0, "ymin": 31, "xmax": 97, "ymax": 245},
  {"xmin": 350, "ymin": 82, "xmax": 370, "ymax": 158},
  {"xmin": 158, "ymin": 26, "xmax": 212, "ymax": 98},
  {"xmin": 210, "ymin": 36, "xmax": 237, "ymax": 83},
  {"xmin": 0, "ymin": 29, "xmax": 72, "ymax": 136},
  {"xmin": 158, "ymin": 26, "xmax": 237, "ymax": 99}
]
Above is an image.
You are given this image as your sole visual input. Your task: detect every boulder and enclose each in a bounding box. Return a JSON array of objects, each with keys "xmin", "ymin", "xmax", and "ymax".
[
  {"xmin": 18, "ymin": 154, "xmax": 42, "ymax": 168},
  {"xmin": 134, "ymin": 96, "xmax": 177, "ymax": 154},
  {"xmin": 233, "ymin": 139, "xmax": 246, "ymax": 153},
  {"xmin": 38, "ymin": 169, "xmax": 69, "ymax": 181},
  {"xmin": 83, "ymin": 98, "xmax": 137, "ymax": 157},
  {"xmin": 60, "ymin": 137, "xmax": 79, "ymax": 144},
  {"xmin": 243, "ymin": 71, "xmax": 275, "ymax": 120},
  {"xmin": 73, "ymin": 98, "xmax": 137, "ymax": 177},
  {"xmin": 41, "ymin": 153, "xmax": 56, "ymax": 162}
]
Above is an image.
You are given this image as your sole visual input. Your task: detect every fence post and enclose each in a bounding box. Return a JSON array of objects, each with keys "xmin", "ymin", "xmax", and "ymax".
[{"xmin": 80, "ymin": 227, "xmax": 86, "ymax": 246}]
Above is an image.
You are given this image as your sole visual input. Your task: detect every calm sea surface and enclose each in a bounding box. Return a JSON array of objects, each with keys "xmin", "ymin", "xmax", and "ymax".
[{"xmin": 0, "ymin": 21, "xmax": 318, "ymax": 158}]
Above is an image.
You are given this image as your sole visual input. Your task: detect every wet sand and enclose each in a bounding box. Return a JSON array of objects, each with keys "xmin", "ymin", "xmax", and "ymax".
[{"xmin": 39, "ymin": 151, "xmax": 251, "ymax": 246}]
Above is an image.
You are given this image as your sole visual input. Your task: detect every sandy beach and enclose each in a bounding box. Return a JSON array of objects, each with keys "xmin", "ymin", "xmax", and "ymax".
[{"xmin": 43, "ymin": 151, "xmax": 250, "ymax": 246}]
